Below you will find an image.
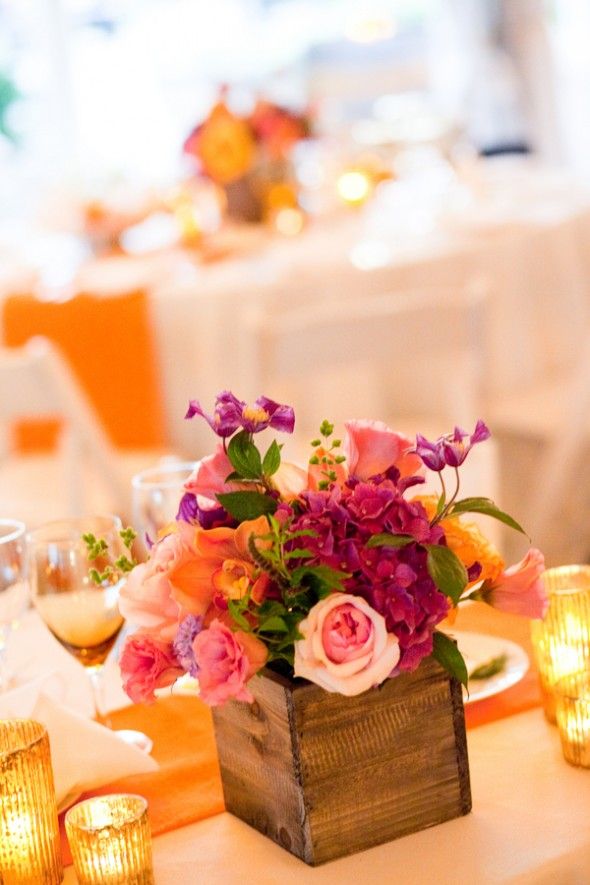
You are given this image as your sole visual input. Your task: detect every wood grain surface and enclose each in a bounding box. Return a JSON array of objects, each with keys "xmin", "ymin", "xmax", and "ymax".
[{"xmin": 212, "ymin": 660, "xmax": 471, "ymax": 865}]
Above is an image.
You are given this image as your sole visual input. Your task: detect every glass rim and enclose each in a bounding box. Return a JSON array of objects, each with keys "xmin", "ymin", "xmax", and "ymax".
[
  {"xmin": 0, "ymin": 718, "xmax": 46, "ymax": 759},
  {"xmin": 26, "ymin": 514, "xmax": 123, "ymax": 543},
  {"xmin": 0, "ymin": 518, "xmax": 26, "ymax": 544},
  {"xmin": 65, "ymin": 793, "xmax": 148, "ymax": 832},
  {"xmin": 542, "ymin": 564, "xmax": 590, "ymax": 596},
  {"xmin": 131, "ymin": 461, "xmax": 198, "ymax": 490}
]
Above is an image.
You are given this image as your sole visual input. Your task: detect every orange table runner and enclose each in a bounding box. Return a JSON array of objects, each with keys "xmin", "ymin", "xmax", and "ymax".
[
  {"xmin": 59, "ymin": 696, "xmax": 224, "ymax": 865},
  {"xmin": 2, "ymin": 290, "xmax": 166, "ymax": 450},
  {"xmin": 59, "ymin": 605, "xmax": 543, "ymax": 866}
]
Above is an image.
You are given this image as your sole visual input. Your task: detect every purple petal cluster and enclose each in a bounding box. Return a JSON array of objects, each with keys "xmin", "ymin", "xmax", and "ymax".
[
  {"xmin": 288, "ymin": 478, "xmax": 450, "ymax": 671},
  {"xmin": 176, "ymin": 492, "xmax": 232, "ymax": 530},
  {"xmin": 185, "ymin": 391, "xmax": 295, "ymax": 437},
  {"xmin": 173, "ymin": 615, "xmax": 203, "ymax": 677},
  {"xmin": 414, "ymin": 419, "xmax": 490, "ymax": 471}
]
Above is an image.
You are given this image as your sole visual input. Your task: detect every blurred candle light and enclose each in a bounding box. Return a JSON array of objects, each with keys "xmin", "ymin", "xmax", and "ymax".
[
  {"xmin": 0, "ymin": 719, "xmax": 63, "ymax": 884},
  {"xmin": 273, "ymin": 207, "xmax": 305, "ymax": 237},
  {"xmin": 554, "ymin": 674, "xmax": 590, "ymax": 768},
  {"xmin": 66, "ymin": 794, "xmax": 154, "ymax": 885},
  {"xmin": 531, "ymin": 565, "xmax": 590, "ymax": 723},
  {"xmin": 336, "ymin": 170, "xmax": 373, "ymax": 207}
]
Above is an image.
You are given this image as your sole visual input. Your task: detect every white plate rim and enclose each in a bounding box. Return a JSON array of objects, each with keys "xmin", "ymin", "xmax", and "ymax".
[{"xmin": 449, "ymin": 630, "xmax": 530, "ymax": 704}]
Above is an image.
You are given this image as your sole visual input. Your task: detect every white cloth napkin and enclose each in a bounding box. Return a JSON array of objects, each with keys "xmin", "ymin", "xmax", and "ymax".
[{"xmin": 0, "ymin": 674, "xmax": 158, "ymax": 807}]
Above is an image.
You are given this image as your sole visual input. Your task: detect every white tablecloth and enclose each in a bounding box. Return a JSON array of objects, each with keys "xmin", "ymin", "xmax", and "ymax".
[
  {"xmin": 63, "ymin": 708, "xmax": 590, "ymax": 885},
  {"xmin": 6, "ymin": 611, "xmax": 590, "ymax": 884}
]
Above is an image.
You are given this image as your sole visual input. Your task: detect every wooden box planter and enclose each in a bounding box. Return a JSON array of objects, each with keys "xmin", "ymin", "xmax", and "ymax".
[{"xmin": 211, "ymin": 657, "xmax": 471, "ymax": 865}]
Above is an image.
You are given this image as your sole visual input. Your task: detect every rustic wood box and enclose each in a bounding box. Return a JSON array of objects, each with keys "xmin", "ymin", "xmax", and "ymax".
[{"xmin": 211, "ymin": 657, "xmax": 471, "ymax": 865}]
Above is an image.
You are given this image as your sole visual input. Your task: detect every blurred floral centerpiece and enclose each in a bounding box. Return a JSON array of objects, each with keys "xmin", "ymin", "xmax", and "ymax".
[
  {"xmin": 115, "ymin": 392, "xmax": 547, "ymax": 863},
  {"xmin": 183, "ymin": 90, "xmax": 311, "ymax": 225}
]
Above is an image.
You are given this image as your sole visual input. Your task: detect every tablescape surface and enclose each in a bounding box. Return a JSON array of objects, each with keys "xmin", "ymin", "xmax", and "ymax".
[
  {"xmin": 0, "ymin": 718, "xmax": 63, "ymax": 884},
  {"xmin": 530, "ymin": 564, "xmax": 590, "ymax": 722},
  {"xmin": 0, "ymin": 519, "xmax": 27, "ymax": 692},
  {"xmin": 553, "ymin": 673, "xmax": 590, "ymax": 768},
  {"xmin": 27, "ymin": 515, "xmax": 152, "ymax": 752},
  {"xmin": 105, "ymin": 391, "xmax": 547, "ymax": 862},
  {"xmin": 452, "ymin": 630, "xmax": 529, "ymax": 704},
  {"xmin": 65, "ymin": 794, "xmax": 154, "ymax": 884}
]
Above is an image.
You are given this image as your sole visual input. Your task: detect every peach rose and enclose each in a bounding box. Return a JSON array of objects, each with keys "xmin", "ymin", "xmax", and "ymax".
[
  {"xmin": 118, "ymin": 524, "xmax": 197, "ymax": 640},
  {"xmin": 294, "ymin": 594, "xmax": 400, "ymax": 696},
  {"xmin": 344, "ymin": 419, "xmax": 422, "ymax": 480}
]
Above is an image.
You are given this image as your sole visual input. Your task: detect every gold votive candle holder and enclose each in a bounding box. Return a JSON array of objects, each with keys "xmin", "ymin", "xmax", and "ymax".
[
  {"xmin": 65, "ymin": 794, "xmax": 154, "ymax": 885},
  {"xmin": 0, "ymin": 719, "xmax": 63, "ymax": 884},
  {"xmin": 530, "ymin": 565, "xmax": 590, "ymax": 722},
  {"xmin": 554, "ymin": 673, "xmax": 590, "ymax": 768}
]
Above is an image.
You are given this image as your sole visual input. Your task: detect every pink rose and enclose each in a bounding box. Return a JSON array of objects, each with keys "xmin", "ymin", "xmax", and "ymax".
[
  {"xmin": 344, "ymin": 419, "xmax": 422, "ymax": 480},
  {"xmin": 120, "ymin": 632, "xmax": 184, "ymax": 704},
  {"xmin": 119, "ymin": 525, "xmax": 196, "ymax": 640},
  {"xmin": 294, "ymin": 594, "xmax": 400, "ymax": 696},
  {"xmin": 185, "ymin": 446, "xmax": 233, "ymax": 501},
  {"xmin": 482, "ymin": 548, "xmax": 548, "ymax": 618},
  {"xmin": 193, "ymin": 620, "xmax": 268, "ymax": 706}
]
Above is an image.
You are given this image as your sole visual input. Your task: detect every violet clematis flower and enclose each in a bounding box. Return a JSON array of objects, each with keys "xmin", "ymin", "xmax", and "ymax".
[
  {"xmin": 414, "ymin": 434, "xmax": 446, "ymax": 472},
  {"xmin": 185, "ymin": 391, "xmax": 295, "ymax": 437},
  {"xmin": 414, "ymin": 420, "xmax": 490, "ymax": 471},
  {"xmin": 441, "ymin": 420, "xmax": 491, "ymax": 467}
]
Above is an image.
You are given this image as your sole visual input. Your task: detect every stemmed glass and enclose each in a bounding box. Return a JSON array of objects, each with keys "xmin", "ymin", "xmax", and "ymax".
[
  {"xmin": 132, "ymin": 460, "xmax": 197, "ymax": 550},
  {"xmin": 0, "ymin": 519, "xmax": 28, "ymax": 691},
  {"xmin": 27, "ymin": 515, "xmax": 151, "ymax": 752}
]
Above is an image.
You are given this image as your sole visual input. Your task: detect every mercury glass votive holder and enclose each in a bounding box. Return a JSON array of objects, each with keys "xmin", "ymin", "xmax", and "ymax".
[
  {"xmin": 554, "ymin": 673, "xmax": 590, "ymax": 768},
  {"xmin": 0, "ymin": 719, "xmax": 63, "ymax": 884},
  {"xmin": 530, "ymin": 565, "xmax": 590, "ymax": 722},
  {"xmin": 65, "ymin": 794, "xmax": 154, "ymax": 885}
]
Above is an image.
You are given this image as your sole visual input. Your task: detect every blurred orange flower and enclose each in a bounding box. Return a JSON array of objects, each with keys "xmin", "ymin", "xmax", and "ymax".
[{"xmin": 186, "ymin": 101, "xmax": 255, "ymax": 185}]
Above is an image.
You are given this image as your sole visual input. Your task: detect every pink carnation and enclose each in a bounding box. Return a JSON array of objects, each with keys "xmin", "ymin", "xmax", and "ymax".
[
  {"xmin": 192, "ymin": 620, "xmax": 267, "ymax": 706},
  {"xmin": 482, "ymin": 548, "xmax": 547, "ymax": 618},
  {"xmin": 120, "ymin": 632, "xmax": 184, "ymax": 704},
  {"xmin": 185, "ymin": 445, "xmax": 233, "ymax": 501}
]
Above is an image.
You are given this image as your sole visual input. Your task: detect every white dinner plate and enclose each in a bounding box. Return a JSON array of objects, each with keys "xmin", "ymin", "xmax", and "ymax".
[{"xmin": 450, "ymin": 630, "xmax": 530, "ymax": 704}]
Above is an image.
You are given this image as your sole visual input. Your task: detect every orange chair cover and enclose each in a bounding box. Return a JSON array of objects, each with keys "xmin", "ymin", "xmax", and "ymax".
[{"xmin": 2, "ymin": 290, "xmax": 166, "ymax": 449}]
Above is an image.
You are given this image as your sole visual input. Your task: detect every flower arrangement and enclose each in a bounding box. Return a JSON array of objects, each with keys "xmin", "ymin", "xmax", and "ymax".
[
  {"xmin": 183, "ymin": 91, "xmax": 311, "ymax": 223},
  {"xmin": 117, "ymin": 392, "xmax": 547, "ymax": 707}
]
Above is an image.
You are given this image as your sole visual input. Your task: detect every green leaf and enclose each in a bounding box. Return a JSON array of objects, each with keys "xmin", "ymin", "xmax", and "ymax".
[
  {"xmin": 432, "ymin": 631, "xmax": 469, "ymax": 688},
  {"xmin": 470, "ymin": 653, "xmax": 507, "ymax": 680},
  {"xmin": 449, "ymin": 497, "xmax": 527, "ymax": 535},
  {"xmin": 283, "ymin": 548, "xmax": 315, "ymax": 560},
  {"xmin": 435, "ymin": 490, "xmax": 446, "ymax": 518},
  {"xmin": 425, "ymin": 544, "xmax": 468, "ymax": 604},
  {"xmin": 366, "ymin": 533, "xmax": 414, "ymax": 549},
  {"xmin": 227, "ymin": 430, "xmax": 263, "ymax": 480},
  {"xmin": 227, "ymin": 599, "xmax": 251, "ymax": 632},
  {"xmin": 217, "ymin": 491, "xmax": 277, "ymax": 521},
  {"xmin": 290, "ymin": 564, "xmax": 350, "ymax": 592},
  {"xmin": 262, "ymin": 440, "xmax": 281, "ymax": 477},
  {"xmin": 258, "ymin": 616, "xmax": 289, "ymax": 633}
]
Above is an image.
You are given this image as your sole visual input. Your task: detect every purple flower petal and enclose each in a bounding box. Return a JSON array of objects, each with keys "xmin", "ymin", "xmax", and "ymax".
[{"xmin": 173, "ymin": 615, "xmax": 203, "ymax": 677}]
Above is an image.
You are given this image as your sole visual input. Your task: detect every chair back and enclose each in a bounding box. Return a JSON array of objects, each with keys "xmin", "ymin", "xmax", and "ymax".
[
  {"xmin": 242, "ymin": 281, "xmax": 488, "ymax": 438},
  {"xmin": 0, "ymin": 337, "xmax": 128, "ymax": 514}
]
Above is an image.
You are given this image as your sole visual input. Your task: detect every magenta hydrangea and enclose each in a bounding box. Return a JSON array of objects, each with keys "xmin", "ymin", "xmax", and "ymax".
[{"xmin": 288, "ymin": 476, "xmax": 452, "ymax": 672}]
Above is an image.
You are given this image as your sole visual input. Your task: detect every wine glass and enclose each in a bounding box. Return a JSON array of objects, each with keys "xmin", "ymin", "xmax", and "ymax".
[
  {"xmin": 0, "ymin": 519, "xmax": 28, "ymax": 691},
  {"xmin": 132, "ymin": 460, "xmax": 197, "ymax": 551},
  {"xmin": 26, "ymin": 515, "xmax": 152, "ymax": 752}
]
